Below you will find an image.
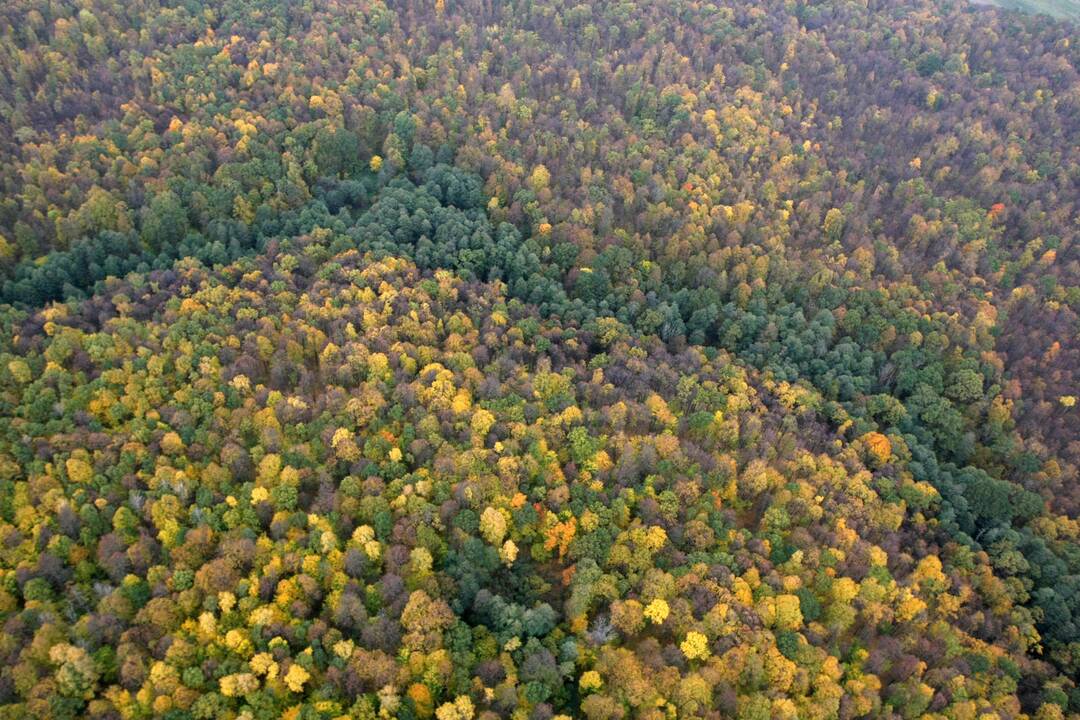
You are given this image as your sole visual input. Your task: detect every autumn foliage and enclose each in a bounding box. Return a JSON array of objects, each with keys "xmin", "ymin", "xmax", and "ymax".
[{"xmin": 0, "ymin": 0, "xmax": 1078, "ymax": 718}]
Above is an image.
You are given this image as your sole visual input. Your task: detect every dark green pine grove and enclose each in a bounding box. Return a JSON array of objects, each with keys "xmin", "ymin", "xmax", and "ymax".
[{"xmin": 0, "ymin": 0, "xmax": 1079, "ymax": 718}]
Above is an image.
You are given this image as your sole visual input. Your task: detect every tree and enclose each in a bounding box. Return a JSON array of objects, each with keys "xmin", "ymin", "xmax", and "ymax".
[
  {"xmin": 140, "ymin": 191, "xmax": 189, "ymax": 250},
  {"xmin": 822, "ymin": 208, "xmax": 845, "ymax": 243}
]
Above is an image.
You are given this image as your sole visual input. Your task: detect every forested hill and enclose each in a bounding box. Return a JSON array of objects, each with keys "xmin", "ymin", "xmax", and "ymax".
[{"xmin": 0, "ymin": 1, "xmax": 1079, "ymax": 719}]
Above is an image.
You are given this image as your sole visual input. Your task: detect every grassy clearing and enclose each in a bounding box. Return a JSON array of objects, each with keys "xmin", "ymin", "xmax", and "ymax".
[{"xmin": 974, "ymin": 0, "xmax": 1080, "ymax": 21}]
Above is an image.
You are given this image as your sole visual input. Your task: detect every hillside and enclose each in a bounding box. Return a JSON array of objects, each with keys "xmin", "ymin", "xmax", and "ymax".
[
  {"xmin": 0, "ymin": 0, "xmax": 1079, "ymax": 718},
  {"xmin": 0, "ymin": 172, "xmax": 1066, "ymax": 718}
]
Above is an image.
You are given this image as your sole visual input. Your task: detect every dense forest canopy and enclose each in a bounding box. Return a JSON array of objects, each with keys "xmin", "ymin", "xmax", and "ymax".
[{"xmin": 0, "ymin": 0, "xmax": 1078, "ymax": 718}]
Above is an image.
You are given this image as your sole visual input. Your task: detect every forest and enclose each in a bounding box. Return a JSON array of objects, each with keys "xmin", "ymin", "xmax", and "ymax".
[{"xmin": 0, "ymin": 0, "xmax": 1078, "ymax": 718}]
